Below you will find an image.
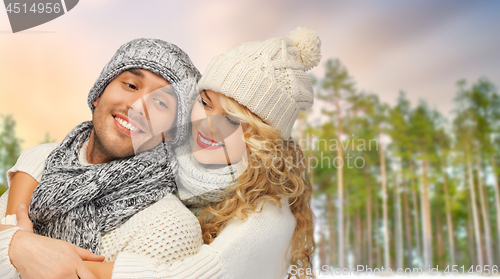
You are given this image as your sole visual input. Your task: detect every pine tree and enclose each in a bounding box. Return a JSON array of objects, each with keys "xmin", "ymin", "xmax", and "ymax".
[
  {"xmin": 0, "ymin": 115, "xmax": 23, "ymax": 194},
  {"xmin": 453, "ymin": 79, "xmax": 484, "ymax": 266},
  {"xmin": 409, "ymin": 101, "xmax": 436, "ymax": 268},
  {"xmin": 318, "ymin": 58, "xmax": 355, "ymax": 268}
]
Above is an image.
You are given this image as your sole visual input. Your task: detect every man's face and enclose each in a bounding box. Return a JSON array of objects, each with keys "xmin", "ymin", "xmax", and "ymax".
[{"xmin": 91, "ymin": 69, "xmax": 177, "ymax": 161}]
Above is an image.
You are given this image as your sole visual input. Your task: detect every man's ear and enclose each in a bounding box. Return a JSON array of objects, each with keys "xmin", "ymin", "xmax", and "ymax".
[{"xmin": 93, "ymin": 97, "xmax": 100, "ymax": 108}]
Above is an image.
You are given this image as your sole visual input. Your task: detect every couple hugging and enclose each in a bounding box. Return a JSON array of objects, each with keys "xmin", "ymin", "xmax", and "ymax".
[{"xmin": 0, "ymin": 26, "xmax": 321, "ymax": 279}]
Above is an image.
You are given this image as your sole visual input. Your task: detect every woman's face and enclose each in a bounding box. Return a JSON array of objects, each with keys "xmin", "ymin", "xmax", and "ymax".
[
  {"xmin": 191, "ymin": 90, "xmax": 247, "ymax": 166},
  {"xmin": 128, "ymin": 83, "xmax": 178, "ymax": 154}
]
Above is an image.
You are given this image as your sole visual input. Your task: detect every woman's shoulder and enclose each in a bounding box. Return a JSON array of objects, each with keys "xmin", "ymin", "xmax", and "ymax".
[
  {"xmin": 15, "ymin": 142, "xmax": 60, "ymax": 167},
  {"xmin": 260, "ymin": 199, "xmax": 296, "ymax": 226},
  {"xmin": 256, "ymin": 198, "xmax": 295, "ymax": 221},
  {"xmin": 20, "ymin": 142, "xmax": 60, "ymax": 158},
  {"xmin": 220, "ymin": 198, "xmax": 296, "ymax": 236},
  {"xmin": 7, "ymin": 142, "xmax": 61, "ymax": 185}
]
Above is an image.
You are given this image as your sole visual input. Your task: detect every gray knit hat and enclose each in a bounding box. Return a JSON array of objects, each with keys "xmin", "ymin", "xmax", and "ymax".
[{"xmin": 88, "ymin": 38, "xmax": 201, "ymax": 146}]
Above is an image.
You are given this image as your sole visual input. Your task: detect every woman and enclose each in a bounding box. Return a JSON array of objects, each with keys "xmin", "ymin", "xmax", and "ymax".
[{"xmin": 2, "ymin": 26, "xmax": 321, "ymax": 279}]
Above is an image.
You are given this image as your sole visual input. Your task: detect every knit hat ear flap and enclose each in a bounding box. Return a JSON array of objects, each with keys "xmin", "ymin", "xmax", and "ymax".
[{"xmin": 288, "ymin": 27, "xmax": 322, "ymax": 71}]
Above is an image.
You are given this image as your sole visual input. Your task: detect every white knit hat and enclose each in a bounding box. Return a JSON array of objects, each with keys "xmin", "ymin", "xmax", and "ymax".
[{"xmin": 198, "ymin": 27, "xmax": 322, "ymax": 139}]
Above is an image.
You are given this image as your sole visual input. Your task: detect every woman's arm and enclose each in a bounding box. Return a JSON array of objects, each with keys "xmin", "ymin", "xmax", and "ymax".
[
  {"xmin": 1, "ymin": 143, "xmax": 59, "ymax": 218},
  {"xmin": 109, "ymin": 200, "xmax": 296, "ymax": 279},
  {"xmin": 1, "ymin": 204, "xmax": 105, "ymax": 279},
  {"xmin": 5, "ymin": 143, "xmax": 59, "ymax": 188},
  {"xmin": 88, "ymin": 246, "xmax": 223, "ymax": 279},
  {"xmin": 6, "ymin": 172, "xmax": 38, "ymax": 215},
  {"xmin": 2, "ymin": 194, "xmax": 294, "ymax": 279}
]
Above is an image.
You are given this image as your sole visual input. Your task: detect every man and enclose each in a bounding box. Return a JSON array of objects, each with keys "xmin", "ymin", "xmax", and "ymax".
[{"xmin": 0, "ymin": 38, "xmax": 200, "ymax": 279}]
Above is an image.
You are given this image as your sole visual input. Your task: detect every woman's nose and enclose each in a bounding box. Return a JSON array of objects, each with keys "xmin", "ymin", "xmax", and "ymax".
[
  {"xmin": 129, "ymin": 97, "xmax": 146, "ymax": 117},
  {"xmin": 200, "ymin": 115, "xmax": 220, "ymax": 135}
]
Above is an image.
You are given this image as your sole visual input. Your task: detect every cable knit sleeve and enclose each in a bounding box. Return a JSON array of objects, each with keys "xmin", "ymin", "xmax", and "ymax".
[
  {"xmin": 112, "ymin": 200, "xmax": 297, "ymax": 279},
  {"xmin": 6, "ymin": 142, "xmax": 59, "ymax": 187}
]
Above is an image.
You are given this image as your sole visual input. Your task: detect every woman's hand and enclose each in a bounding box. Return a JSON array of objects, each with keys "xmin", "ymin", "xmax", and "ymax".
[
  {"xmin": 3, "ymin": 204, "xmax": 105, "ymax": 279},
  {"xmin": 5, "ymin": 203, "xmax": 33, "ymax": 231}
]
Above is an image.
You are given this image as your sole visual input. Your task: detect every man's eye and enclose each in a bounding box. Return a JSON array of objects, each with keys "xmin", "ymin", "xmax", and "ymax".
[
  {"xmin": 125, "ymin": 83, "xmax": 138, "ymax": 90},
  {"xmin": 154, "ymin": 99, "xmax": 168, "ymax": 108}
]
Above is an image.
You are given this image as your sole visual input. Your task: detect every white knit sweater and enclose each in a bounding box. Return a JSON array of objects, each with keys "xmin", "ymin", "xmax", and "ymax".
[{"xmin": 0, "ymin": 143, "xmax": 296, "ymax": 279}]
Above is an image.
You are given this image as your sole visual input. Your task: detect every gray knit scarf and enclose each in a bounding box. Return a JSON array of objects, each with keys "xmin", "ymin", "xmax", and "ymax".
[
  {"xmin": 174, "ymin": 140, "xmax": 239, "ymax": 217},
  {"xmin": 29, "ymin": 121, "xmax": 176, "ymax": 254}
]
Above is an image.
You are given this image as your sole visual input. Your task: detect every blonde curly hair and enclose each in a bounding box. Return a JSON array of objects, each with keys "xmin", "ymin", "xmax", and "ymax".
[{"xmin": 199, "ymin": 94, "xmax": 315, "ymax": 278}]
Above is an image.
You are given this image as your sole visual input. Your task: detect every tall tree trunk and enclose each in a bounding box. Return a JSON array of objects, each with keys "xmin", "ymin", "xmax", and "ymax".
[
  {"xmin": 401, "ymin": 160, "xmax": 414, "ymax": 268},
  {"xmin": 360, "ymin": 210, "xmax": 366, "ymax": 266},
  {"xmin": 409, "ymin": 159, "xmax": 422, "ymax": 265},
  {"xmin": 475, "ymin": 150, "xmax": 494, "ymax": 266},
  {"xmin": 345, "ymin": 188, "xmax": 351, "ymax": 268},
  {"xmin": 394, "ymin": 172, "xmax": 404, "ymax": 269},
  {"xmin": 355, "ymin": 208, "xmax": 362, "ymax": 266},
  {"xmin": 365, "ymin": 167, "xmax": 373, "ymax": 268},
  {"xmin": 327, "ymin": 193, "xmax": 336, "ymax": 266},
  {"xmin": 345, "ymin": 209, "xmax": 351, "ymax": 268},
  {"xmin": 435, "ymin": 212, "xmax": 445, "ymax": 266},
  {"xmin": 467, "ymin": 196, "xmax": 476, "ymax": 266},
  {"xmin": 379, "ymin": 135, "xmax": 390, "ymax": 269},
  {"xmin": 466, "ymin": 146, "xmax": 484, "ymax": 266},
  {"xmin": 335, "ymin": 98, "xmax": 344, "ymax": 269},
  {"xmin": 420, "ymin": 159, "xmax": 433, "ymax": 268},
  {"xmin": 441, "ymin": 158, "xmax": 456, "ymax": 265},
  {"xmin": 490, "ymin": 156, "xmax": 500, "ymax": 264},
  {"xmin": 375, "ymin": 188, "xmax": 381, "ymax": 268},
  {"xmin": 319, "ymin": 228, "xmax": 327, "ymax": 266}
]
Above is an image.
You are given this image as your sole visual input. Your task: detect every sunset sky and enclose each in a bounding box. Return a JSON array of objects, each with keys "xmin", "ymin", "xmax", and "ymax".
[{"xmin": 1, "ymin": 0, "xmax": 500, "ymax": 150}]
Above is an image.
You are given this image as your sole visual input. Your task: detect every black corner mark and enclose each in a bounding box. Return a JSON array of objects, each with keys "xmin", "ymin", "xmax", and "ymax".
[
  {"xmin": 65, "ymin": 0, "xmax": 77, "ymax": 12},
  {"xmin": 4, "ymin": 0, "xmax": 79, "ymax": 33}
]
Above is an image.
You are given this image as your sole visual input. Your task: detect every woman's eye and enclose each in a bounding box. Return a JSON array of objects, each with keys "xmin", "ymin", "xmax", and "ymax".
[
  {"xmin": 197, "ymin": 98, "xmax": 211, "ymax": 109},
  {"xmin": 125, "ymin": 83, "xmax": 138, "ymax": 90},
  {"xmin": 154, "ymin": 99, "xmax": 168, "ymax": 108},
  {"xmin": 225, "ymin": 115, "xmax": 240, "ymax": 126}
]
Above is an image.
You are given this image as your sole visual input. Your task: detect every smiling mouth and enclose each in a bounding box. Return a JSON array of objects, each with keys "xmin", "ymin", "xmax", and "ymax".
[
  {"xmin": 114, "ymin": 115, "xmax": 144, "ymax": 133},
  {"xmin": 197, "ymin": 132, "xmax": 224, "ymax": 149}
]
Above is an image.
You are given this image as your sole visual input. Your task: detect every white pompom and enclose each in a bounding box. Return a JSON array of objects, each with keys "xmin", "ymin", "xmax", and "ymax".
[{"xmin": 288, "ymin": 26, "xmax": 322, "ymax": 71}]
